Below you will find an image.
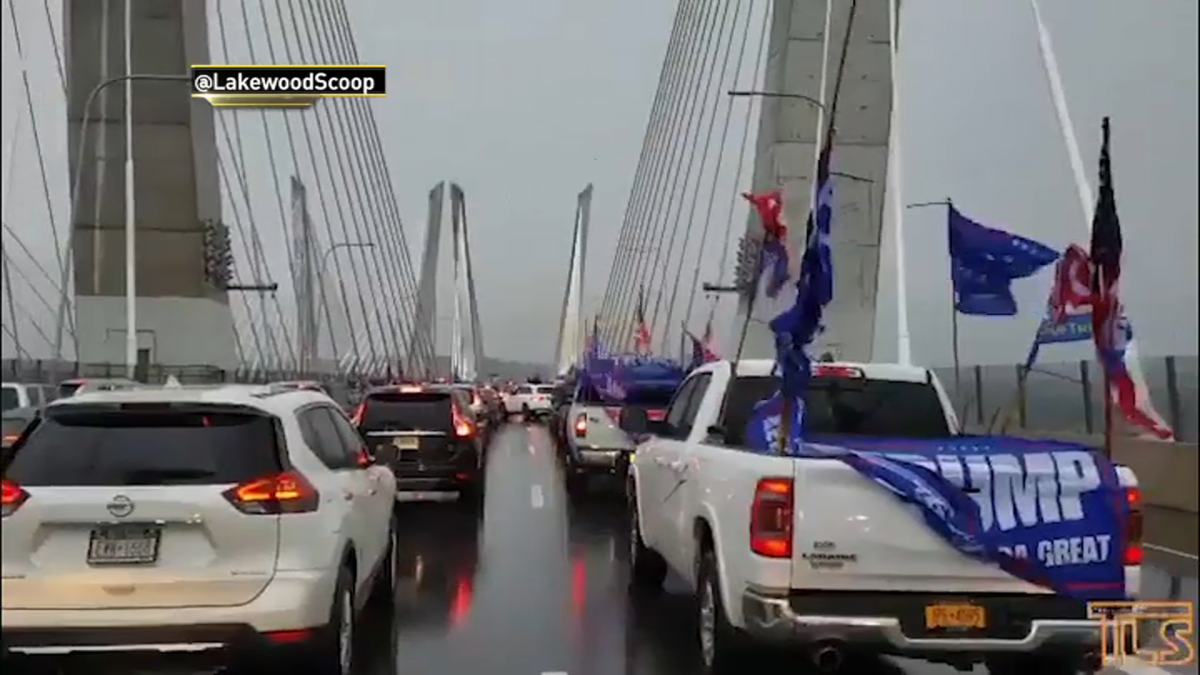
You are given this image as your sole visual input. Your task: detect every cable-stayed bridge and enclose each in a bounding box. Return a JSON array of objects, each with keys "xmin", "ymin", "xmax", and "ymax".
[{"xmin": 0, "ymin": 0, "xmax": 493, "ymax": 383}]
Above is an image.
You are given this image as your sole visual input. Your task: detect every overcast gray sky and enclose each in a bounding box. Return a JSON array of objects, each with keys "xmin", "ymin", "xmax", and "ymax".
[{"xmin": 2, "ymin": 0, "xmax": 1197, "ymax": 368}]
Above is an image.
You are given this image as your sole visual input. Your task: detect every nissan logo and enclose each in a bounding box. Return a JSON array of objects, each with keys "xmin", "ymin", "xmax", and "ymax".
[{"xmin": 106, "ymin": 495, "xmax": 135, "ymax": 518}]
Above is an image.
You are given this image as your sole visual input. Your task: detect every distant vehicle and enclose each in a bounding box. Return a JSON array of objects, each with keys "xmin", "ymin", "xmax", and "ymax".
[
  {"xmin": 1, "ymin": 407, "xmax": 38, "ymax": 451},
  {"xmin": 505, "ymin": 384, "xmax": 555, "ymax": 421},
  {"xmin": 0, "ymin": 383, "xmax": 53, "ymax": 413},
  {"xmin": 1, "ymin": 384, "xmax": 398, "ymax": 673},
  {"xmin": 352, "ymin": 384, "xmax": 486, "ymax": 504},
  {"xmin": 562, "ymin": 384, "xmax": 672, "ymax": 496},
  {"xmin": 55, "ymin": 377, "xmax": 137, "ymax": 399}
]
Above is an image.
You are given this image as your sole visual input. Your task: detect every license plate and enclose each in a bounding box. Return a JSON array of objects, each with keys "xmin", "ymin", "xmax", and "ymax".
[
  {"xmin": 87, "ymin": 525, "xmax": 161, "ymax": 565},
  {"xmin": 925, "ymin": 603, "xmax": 986, "ymax": 629},
  {"xmin": 392, "ymin": 436, "xmax": 419, "ymax": 450}
]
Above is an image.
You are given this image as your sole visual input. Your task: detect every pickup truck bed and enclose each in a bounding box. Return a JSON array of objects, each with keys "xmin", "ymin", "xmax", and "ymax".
[{"xmin": 627, "ymin": 359, "xmax": 1139, "ymax": 674}]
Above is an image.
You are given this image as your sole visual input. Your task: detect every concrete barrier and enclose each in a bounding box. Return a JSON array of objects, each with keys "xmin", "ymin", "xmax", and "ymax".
[{"xmin": 965, "ymin": 428, "xmax": 1199, "ymax": 556}]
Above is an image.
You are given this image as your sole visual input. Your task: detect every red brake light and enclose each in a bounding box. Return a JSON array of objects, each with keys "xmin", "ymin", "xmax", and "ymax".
[
  {"xmin": 1123, "ymin": 486, "xmax": 1142, "ymax": 565},
  {"xmin": 223, "ymin": 471, "xmax": 319, "ymax": 515},
  {"xmin": 2, "ymin": 433, "xmax": 19, "ymax": 446},
  {"xmin": 350, "ymin": 402, "xmax": 365, "ymax": 426},
  {"xmin": 453, "ymin": 407, "xmax": 474, "ymax": 438},
  {"xmin": 356, "ymin": 448, "xmax": 373, "ymax": 467},
  {"xmin": 450, "ymin": 575, "xmax": 473, "ymax": 627},
  {"xmin": 472, "ymin": 392, "xmax": 482, "ymax": 407},
  {"xmin": 574, "ymin": 413, "xmax": 588, "ymax": 437},
  {"xmin": 399, "ymin": 385, "xmax": 423, "ymax": 393},
  {"xmin": 813, "ymin": 365, "xmax": 864, "ymax": 379},
  {"xmin": 750, "ymin": 477, "xmax": 793, "ymax": 558},
  {"xmin": 1, "ymin": 479, "xmax": 29, "ymax": 517}
]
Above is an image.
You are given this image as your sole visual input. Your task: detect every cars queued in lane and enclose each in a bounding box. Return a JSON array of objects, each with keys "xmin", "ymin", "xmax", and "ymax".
[{"xmin": 1, "ymin": 381, "xmax": 398, "ymax": 674}]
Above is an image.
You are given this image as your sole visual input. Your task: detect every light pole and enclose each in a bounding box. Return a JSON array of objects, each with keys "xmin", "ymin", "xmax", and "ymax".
[
  {"xmin": 53, "ymin": 72, "xmax": 193, "ymax": 363},
  {"xmin": 316, "ymin": 242, "xmax": 374, "ymax": 374}
]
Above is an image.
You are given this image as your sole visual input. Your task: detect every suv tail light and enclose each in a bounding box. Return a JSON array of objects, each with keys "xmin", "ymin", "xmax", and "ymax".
[
  {"xmin": 453, "ymin": 408, "xmax": 474, "ymax": 438},
  {"xmin": 223, "ymin": 471, "xmax": 319, "ymax": 515},
  {"xmin": 574, "ymin": 414, "xmax": 588, "ymax": 437},
  {"xmin": 1, "ymin": 479, "xmax": 29, "ymax": 517},
  {"xmin": 750, "ymin": 477, "xmax": 793, "ymax": 558},
  {"xmin": 1123, "ymin": 486, "xmax": 1142, "ymax": 565},
  {"xmin": 350, "ymin": 402, "xmax": 365, "ymax": 426}
]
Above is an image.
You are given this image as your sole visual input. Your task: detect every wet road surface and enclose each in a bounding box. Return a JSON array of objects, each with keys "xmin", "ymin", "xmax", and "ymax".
[
  {"xmin": 10, "ymin": 423, "xmax": 1193, "ymax": 674},
  {"xmin": 364, "ymin": 423, "xmax": 1196, "ymax": 675}
]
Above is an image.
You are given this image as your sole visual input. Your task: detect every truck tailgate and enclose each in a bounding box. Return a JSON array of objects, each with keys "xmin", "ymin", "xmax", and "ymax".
[{"xmin": 790, "ymin": 457, "xmax": 1048, "ymax": 594}]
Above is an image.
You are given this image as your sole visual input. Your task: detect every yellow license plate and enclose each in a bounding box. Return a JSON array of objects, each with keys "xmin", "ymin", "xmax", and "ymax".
[
  {"xmin": 629, "ymin": 452, "xmax": 635, "ymax": 461},
  {"xmin": 925, "ymin": 604, "xmax": 986, "ymax": 629},
  {"xmin": 392, "ymin": 437, "xmax": 419, "ymax": 450}
]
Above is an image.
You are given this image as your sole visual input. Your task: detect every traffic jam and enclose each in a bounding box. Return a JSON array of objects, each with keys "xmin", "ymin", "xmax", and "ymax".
[{"xmin": 0, "ymin": 366, "xmax": 1175, "ymax": 674}]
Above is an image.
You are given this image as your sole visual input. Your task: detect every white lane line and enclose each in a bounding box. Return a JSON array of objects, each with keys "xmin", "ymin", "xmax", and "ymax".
[
  {"xmin": 541, "ymin": 672, "xmax": 568, "ymax": 675},
  {"xmin": 531, "ymin": 484, "xmax": 545, "ymax": 509}
]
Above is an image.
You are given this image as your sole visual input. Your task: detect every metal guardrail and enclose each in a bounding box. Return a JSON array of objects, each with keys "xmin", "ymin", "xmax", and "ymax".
[{"xmin": 935, "ymin": 354, "xmax": 1197, "ymax": 442}]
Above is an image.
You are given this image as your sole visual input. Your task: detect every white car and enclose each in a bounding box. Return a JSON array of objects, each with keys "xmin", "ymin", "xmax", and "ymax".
[
  {"xmin": 626, "ymin": 359, "xmax": 1142, "ymax": 674},
  {"xmin": 1, "ymin": 383, "xmax": 398, "ymax": 673},
  {"xmin": 504, "ymin": 384, "xmax": 555, "ymax": 417}
]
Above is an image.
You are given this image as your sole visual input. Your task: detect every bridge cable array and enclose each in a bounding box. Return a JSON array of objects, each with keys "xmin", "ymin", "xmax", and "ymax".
[
  {"xmin": 210, "ymin": 0, "xmax": 431, "ymax": 379},
  {"xmin": 598, "ymin": 0, "xmax": 770, "ymax": 356}
]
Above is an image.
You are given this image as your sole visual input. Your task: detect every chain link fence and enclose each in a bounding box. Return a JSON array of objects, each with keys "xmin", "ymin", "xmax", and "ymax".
[{"xmin": 935, "ymin": 354, "xmax": 1197, "ymax": 442}]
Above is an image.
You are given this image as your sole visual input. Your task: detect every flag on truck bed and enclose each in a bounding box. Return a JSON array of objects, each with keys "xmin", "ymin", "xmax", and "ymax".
[{"xmin": 744, "ymin": 130, "xmax": 835, "ymax": 455}]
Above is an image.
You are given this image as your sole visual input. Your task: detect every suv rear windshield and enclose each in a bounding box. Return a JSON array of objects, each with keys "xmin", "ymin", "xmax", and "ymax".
[
  {"xmin": 1, "ymin": 387, "xmax": 18, "ymax": 412},
  {"xmin": 721, "ymin": 375, "xmax": 950, "ymax": 445},
  {"xmin": 515, "ymin": 386, "xmax": 533, "ymax": 395},
  {"xmin": 361, "ymin": 393, "xmax": 452, "ymax": 432},
  {"xmin": 56, "ymin": 382, "xmax": 84, "ymax": 398},
  {"xmin": 2, "ymin": 406, "xmax": 281, "ymax": 486}
]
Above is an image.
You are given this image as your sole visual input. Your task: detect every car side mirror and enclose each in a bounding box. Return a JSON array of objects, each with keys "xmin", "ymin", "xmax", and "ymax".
[
  {"xmin": 356, "ymin": 447, "xmax": 377, "ymax": 467},
  {"xmin": 620, "ymin": 408, "xmax": 650, "ymax": 435}
]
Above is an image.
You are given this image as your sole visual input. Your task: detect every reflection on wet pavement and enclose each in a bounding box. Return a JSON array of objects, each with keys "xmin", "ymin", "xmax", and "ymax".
[{"xmin": 8, "ymin": 423, "xmax": 1193, "ymax": 675}]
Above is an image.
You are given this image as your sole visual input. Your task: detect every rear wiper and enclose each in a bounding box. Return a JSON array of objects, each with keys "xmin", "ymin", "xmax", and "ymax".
[{"xmin": 122, "ymin": 468, "xmax": 216, "ymax": 484}]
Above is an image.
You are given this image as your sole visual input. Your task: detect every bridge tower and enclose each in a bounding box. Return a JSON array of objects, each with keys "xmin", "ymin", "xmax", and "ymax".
[
  {"xmin": 553, "ymin": 185, "xmax": 593, "ymax": 376},
  {"xmin": 64, "ymin": 0, "xmax": 237, "ymax": 371},
  {"xmin": 413, "ymin": 182, "xmax": 486, "ymax": 381},
  {"xmin": 733, "ymin": 0, "xmax": 896, "ymax": 361}
]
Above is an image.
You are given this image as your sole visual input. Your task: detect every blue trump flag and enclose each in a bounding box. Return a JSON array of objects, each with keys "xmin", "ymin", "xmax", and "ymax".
[
  {"xmin": 949, "ymin": 206, "xmax": 1059, "ymax": 316},
  {"xmin": 744, "ymin": 133, "xmax": 835, "ymax": 455},
  {"xmin": 799, "ymin": 436, "xmax": 1130, "ymax": 600}
]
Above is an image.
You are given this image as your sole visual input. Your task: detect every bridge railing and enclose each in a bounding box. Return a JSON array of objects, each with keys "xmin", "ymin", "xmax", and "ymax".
[
  {"xmin": 934, "ymin": 354, "xmax": 1197, "ymax": 442},
  {"xmin": 1, "ymin": 358, "xmax": 341, "ymax": 387}
]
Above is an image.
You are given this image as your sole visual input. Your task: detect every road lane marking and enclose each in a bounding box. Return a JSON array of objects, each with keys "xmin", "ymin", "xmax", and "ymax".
[
  {"xmin": 531, "ymin": 485, "xmax": 544, "ymax": 509},
  {"xmin": 541, "ymin": 672, "xmax": 568, "ymax": 675}
]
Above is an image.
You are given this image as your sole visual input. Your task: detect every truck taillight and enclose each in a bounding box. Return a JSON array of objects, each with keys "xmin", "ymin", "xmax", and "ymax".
[
  {"xmin": 574, "ymin": 414, "xmax": 588, "ymax": 437},
  {"xmin": 1, "ymin": 479, "xmax": 29, "ymax": 517},
  {"xmin": 1123, "ymin": 486, "xmax": 1142, "ymax": 565},
  {"xmin": 750, "ymin": 477, "xmax": 793, "ymax": 558},
  {"xmin": 223, "ymin": 471, "xmax": 319, "ymax": 515}
]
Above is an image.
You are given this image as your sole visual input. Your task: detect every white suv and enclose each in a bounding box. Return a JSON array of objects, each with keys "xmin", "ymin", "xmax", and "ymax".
[{"xmin": 0, "ymin": 384, "xmax": 398, "ymax": 673}]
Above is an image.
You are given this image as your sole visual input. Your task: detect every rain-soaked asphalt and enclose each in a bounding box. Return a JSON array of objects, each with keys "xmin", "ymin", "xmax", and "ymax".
[
  {"xmin": 355, "ymin": 423, "xmax": 1197, "ymax": 675},
  {"xmin": 9, "ymin": 423, "xmax": 1194, "ymax": 675}
]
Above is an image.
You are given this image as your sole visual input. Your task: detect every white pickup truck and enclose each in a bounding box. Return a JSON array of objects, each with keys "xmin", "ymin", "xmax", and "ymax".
[{"xmin": 623, "ymin": 359, "xmax": 1141, "ymax": 675}]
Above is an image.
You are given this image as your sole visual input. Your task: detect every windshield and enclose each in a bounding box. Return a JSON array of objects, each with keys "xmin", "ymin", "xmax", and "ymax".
[
  {"xmin": 720, "ymin": 375, "xmax": 950, "ymax": 445},
  {"xmin": 56, "ymin": 381, "xmax": 84, "ymax": 398},
  {"xmin": 1, "ymin": 387, "xmax": 18, "ymax": 412},
  {"xmin": 3, "ymin": 407, "xmax": 281, "ymax": 486},
  {"xmin": 361, "ymin": 393, "xmax": 452, "ymax": 432},
  {"xmin": 515, "ymin": 386, "xmax": 532, "ymax": 395}
]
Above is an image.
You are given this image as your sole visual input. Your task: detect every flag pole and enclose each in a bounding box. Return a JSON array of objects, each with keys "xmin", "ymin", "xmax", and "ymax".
[
  {"xmin": 1103, "ymin": 371, "xmax": 1113, "ymax": 459},
  {"xmin": 946, "ymin": 198, "xmax": 963, "ymax": 404}
]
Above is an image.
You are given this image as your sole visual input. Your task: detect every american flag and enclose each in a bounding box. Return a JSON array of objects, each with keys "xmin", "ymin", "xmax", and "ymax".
[
  {"xmin": 633, "ymin": 286, "xmax": 652, "ymax": 352},
  {"xmin": 1088, "ymin": 118, "xmax": 1173, "ymax": 440}
]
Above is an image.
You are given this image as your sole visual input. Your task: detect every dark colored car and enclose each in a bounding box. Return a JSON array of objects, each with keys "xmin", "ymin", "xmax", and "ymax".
[{"xmin": 352, "ymin": 385, "xmax": 485, "ymax": 502}]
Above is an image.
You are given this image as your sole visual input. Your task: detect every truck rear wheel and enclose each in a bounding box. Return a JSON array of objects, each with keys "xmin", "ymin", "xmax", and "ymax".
[
  {"xmin": 696, "ymin": 549, "xmax": 748, "ymax": 674},
  {"xmin": 627, "ymin": 493, "xmax": 666, "ymax": 592}
]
